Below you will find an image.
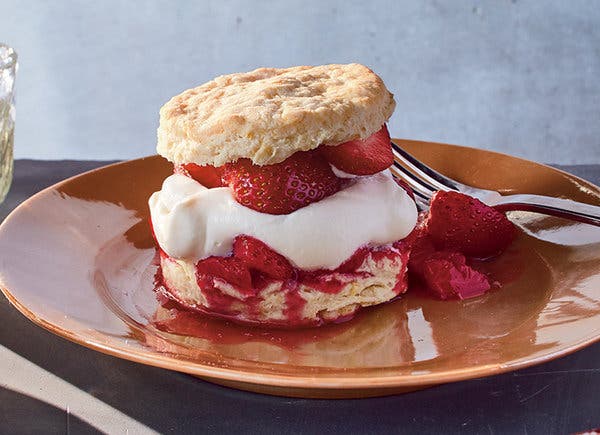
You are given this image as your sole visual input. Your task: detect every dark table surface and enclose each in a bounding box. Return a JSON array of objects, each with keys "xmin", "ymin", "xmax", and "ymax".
[{"xmin": 0, "ymin": 160, "xmax": 599, "ymax": 434}]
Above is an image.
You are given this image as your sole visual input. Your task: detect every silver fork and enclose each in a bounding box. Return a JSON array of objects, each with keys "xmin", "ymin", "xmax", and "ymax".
[{"xmin": 389, "ymin": 141, "xmax": 600, "ymax": 226}]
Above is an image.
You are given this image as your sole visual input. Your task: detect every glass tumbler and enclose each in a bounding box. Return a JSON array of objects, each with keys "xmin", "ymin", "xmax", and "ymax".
[{"xmin": 0, "ymin": 43, "xmax": 17, "ymax": 204}]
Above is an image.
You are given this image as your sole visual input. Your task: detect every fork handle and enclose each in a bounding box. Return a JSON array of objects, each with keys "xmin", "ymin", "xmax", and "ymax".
[{"xmin": 493, "ymin": 194, "xmax": 600, "ymax": 226}]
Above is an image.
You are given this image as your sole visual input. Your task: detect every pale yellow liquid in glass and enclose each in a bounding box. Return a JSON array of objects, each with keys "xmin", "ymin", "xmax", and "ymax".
[
  {"xmin": 0, "ymin": 98, "xmax": 13, "ymax": 203},
  {"xmin": 0, "ymin": 44, "xmax": 16, "ymax": 204}
]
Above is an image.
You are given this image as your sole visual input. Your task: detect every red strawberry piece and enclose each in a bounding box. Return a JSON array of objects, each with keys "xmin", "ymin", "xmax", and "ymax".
[
  {"xmin": 195, "ymin": 256, "xmax": 253, "ymax": 295},
  {"xmin": 422, "ymin": 251, "xmax": 491, "ymax": 300},
  {"xmin": 320, "ymin": 125, "xmax": 394, "ymax": 175},
  {"xmin": 301, "ymin": 274, "xmax": 346, "ymax": 294},
  {"xmin": 335, "ymin": 247, "xmax": 370, "ymax": 273},
  {"xmin": 175, "ymin": 163, "xmax": 223, "ymax": 188},
  {"xmin": 232, "ymin": 235, "xmax": 294, "ymax": 280},
  {"xmin": 222, "ymin": 150, "xmax": 341, "ymax": 215},
  {"xmin": 426, "ymin": 190, "xmax": 517, "ymax": 258},
  {"xmin": 407, "ymin": 233, "xmax": 438, "ymax": 277}
]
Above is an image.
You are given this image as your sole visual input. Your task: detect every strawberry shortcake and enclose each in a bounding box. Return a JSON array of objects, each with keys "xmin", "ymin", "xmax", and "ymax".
[{"xmin": 149, "ymin": 64, "xmax": 419, "ymax": 326}]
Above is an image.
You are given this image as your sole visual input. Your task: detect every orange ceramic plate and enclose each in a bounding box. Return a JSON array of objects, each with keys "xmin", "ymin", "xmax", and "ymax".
[{"xmin": 1, "ymin": 140, "xmax": 599, "ymax": 399}]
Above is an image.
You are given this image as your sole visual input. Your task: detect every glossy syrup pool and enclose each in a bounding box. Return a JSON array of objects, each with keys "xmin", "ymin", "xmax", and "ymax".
[
  {"xmin": 3, "ymin": 147, "xmax": 599, "ymax": 385},
  {"xmin": 93, "ymin": 222, "xmax": 558, "ymax": 370}
]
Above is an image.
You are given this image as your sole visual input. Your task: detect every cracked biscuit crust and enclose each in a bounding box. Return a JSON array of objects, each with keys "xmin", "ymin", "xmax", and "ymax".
[{"xmin": 157, "ymin": 64, "xmax": 396, "ymax": 166}]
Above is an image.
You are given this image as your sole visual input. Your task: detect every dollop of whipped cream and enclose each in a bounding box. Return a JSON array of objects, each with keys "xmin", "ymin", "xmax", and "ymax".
[{"xmin": 149, "ymin": 171, "xmax": 418, "ymax": 270}]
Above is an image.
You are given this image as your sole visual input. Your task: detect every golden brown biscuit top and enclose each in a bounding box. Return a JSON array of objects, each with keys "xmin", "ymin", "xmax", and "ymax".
[{"xmin": 157, "ymin": 63, "xmax": 396, "ymax": 166}]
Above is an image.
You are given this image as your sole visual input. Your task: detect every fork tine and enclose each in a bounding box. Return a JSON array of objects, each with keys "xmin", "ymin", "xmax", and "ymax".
[
  {"xmin": 390, "ymin": 157, "xmax": 439, "ymax": 195},
  {"xmin": 388, "ymin": 165, "xmax": 435, "ymax": 200},
  {"xmin": 390, "ymin": 173, "xmax": 430, "ymax": 210},
  {"xmin": 413, "ymin": 197, "xmax": 430, "ymax": 211},
  {"xmin": 391, "ymin": 141, "xmax": 461, "ymax": 192}
]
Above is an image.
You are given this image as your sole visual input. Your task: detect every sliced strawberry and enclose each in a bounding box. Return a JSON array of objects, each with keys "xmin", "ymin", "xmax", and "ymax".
[
  {"xmin": 222, "ymin": 150, "xmax": 341, "ymax": 215},
  {"xmin": 195, "ymin": 256, "xmax": 253, "ymax": 294},
  {"xmin": 422, "ymin": 251, "xmax": 491, "ymax": 300},
  {"xmin": 406, "ymin": 228, "xmax": 493, "ymax": 300},
  {"xmin": 175, "ymin": 163, "xmax": 223, "ymax": 188},
  {"xmin": 232, "ymin": 235, "xmax": 294, "ymax": 280},
  {"xmin": 426, "ymin": 190, "xmax": 517, "ymax": 258},
  {"xmin": 299, "ymin": 273, "xmax": 346, "ymax": 294},
  {"xmin": 407, "ymin": 233, "xmax": 437, "ymax": 277},
  {"xmin": 320, "ymin": 125, "xmax": 393, "ymax": 175},
  {"xmin": 335, "ymin": 247, "xmax": 370, "ymax": 273}
]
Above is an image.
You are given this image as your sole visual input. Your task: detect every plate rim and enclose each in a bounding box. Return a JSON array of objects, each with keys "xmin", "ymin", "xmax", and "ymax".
[
  {"xmin": 3, "ymin": 283, "xmax": 599, "ymax": 389},
  {"xmin": 1, "ymin": 141, "xmax": 599, "ymax": 390}
]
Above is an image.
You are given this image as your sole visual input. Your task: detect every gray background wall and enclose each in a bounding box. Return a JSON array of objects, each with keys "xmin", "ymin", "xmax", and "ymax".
[{"xmin": 1, "ymin": 0, "xmax": 599, "ymax": 164}]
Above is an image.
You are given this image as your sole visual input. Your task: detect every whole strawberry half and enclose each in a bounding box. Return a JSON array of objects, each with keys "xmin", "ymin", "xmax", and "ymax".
[
  {"xmin": 320, "ymin": 125, "xmax": 394, "ymax": 175},
  {"xmin": 175, "ymin": 163, "xmax": 223, "ymax": 188},
  {"xmin": 222, "ymin": 150, "xmax": 341, "ymax": 215},
  {"xmin": 426, "ymin": 190, "xmax": 517, "ymax": 258},
  {"xmin": 232, "ymin": 235, "xmax": 294, "ymax": 280}
]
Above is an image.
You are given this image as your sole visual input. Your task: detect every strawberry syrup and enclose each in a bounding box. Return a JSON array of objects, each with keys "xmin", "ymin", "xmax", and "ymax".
[{"xmin": 154, "ymin": 240, "xmax": 410, "ymax": 328}]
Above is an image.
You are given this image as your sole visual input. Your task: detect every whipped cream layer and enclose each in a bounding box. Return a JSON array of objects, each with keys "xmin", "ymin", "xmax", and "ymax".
[{"xmin": 149, "ymin": 171, "xmax": 418, "ymax": 270}]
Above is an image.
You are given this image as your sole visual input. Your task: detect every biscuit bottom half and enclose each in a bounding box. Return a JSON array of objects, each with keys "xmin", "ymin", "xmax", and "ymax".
[{"xmin": 156, "ymin": 241, "xmax": 412, "ymax": 327}]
